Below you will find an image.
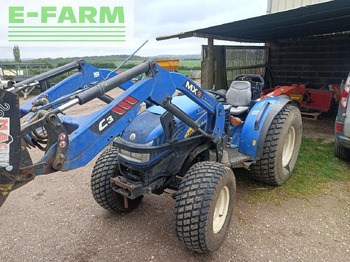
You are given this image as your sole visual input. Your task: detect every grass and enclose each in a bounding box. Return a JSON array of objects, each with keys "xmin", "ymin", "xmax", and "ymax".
[
  {"xmin": 179, "ymin": 60, "xmax": 201, "ymax": 69},
  {"xmin": 237, "ymin": 138, "xmax": 350, "ymax": 204},
  {"xmin": 178, "ymin": 70, "xmax": 192, "ymax": 76}
]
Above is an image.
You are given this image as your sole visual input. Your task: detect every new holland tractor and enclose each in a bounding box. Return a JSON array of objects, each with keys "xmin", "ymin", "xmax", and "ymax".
[{"xmin": 0, "ymin": 59, "xmax": 302, "ymax": 253}]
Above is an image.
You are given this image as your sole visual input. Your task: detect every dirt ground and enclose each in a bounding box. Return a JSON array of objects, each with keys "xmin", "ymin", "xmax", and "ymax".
[{"xmin": 0, "ymin": 90, "xmax": 349, "ymax": 262}]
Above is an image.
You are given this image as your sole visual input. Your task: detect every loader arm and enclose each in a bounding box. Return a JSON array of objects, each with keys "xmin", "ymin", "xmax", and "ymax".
[
  {"xmin": 18, "ymin": 60, "xmax": 134, "ymax": 117},
  {"xmin": 0, "ymin": 60, "xmax": 224, "ymax": 207}
]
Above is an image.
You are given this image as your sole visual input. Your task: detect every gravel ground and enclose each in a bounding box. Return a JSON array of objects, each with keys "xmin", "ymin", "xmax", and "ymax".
[{"xmin": 0, "ymin": 91, "xmax": 349, "ymax": 262}]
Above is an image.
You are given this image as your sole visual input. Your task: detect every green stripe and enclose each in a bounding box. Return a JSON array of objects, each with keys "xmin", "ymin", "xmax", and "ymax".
[
  {"xmin": 9, "ymin": 35, "xmax": 126, "ymax": 37},
  {"xmin": 8, "ymin": 31, "xmax": 126, "ymax": 33},
  {"xmin": 8, "ymin": 40, "xmax": 126, "ymax": 42},
  {"xmin": 8, "ymin": 26, "xmax": 125, "ymax": 28}
]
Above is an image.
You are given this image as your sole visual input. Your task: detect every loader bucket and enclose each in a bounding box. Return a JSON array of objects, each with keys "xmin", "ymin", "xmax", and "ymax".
[{"xmin": 0, "ymin": 89, "xmax": 21, "ymax": 207}]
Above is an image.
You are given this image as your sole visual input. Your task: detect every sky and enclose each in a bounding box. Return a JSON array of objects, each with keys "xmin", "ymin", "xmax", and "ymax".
[{"xmin": 0, "ymin": 0, "xmax": 267, "ymax": 59}]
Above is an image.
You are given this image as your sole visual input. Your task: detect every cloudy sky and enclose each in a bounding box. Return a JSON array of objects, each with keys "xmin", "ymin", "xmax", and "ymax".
[{"xmin": 0, "ymin": 0, "xmax": 267, "ymax": 59}]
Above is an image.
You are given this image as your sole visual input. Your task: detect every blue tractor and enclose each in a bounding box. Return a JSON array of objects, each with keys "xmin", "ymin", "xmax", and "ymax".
[{"xmin": 0, "ymin": 60, "xmax": 302, "ymax": 253}]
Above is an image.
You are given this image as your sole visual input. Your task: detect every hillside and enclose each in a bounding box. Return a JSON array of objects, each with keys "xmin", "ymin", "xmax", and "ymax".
[{"xmin": 0, "ymin": 54, "xmax": 201, "ymax": 77}]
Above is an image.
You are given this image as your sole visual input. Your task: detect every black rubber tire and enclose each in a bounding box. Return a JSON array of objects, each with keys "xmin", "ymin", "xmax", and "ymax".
[
  {"xmin": 250, "ymin": 104, "xmax": 302, "ymax": 186},
  {"xmin": 334, "ymin": 139, "xmax": 350, "ymax": 159},
  {"xmin": 91, "ymin": 148, "xmax": 143, "ymax": 213},
  {"xmin": 175, "ymin": 161, "xmax": 236, "ymax": 253}
]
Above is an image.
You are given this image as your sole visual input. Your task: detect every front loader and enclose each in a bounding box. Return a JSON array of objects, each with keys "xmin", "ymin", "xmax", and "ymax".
[{"xmin": 0, "ymin": 59, "xmax": 302, "ymax": 253}]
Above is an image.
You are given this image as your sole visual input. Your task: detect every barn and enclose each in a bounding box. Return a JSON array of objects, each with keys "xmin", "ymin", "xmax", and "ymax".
[{"xmin": 157, "ymin": 0, "xmax": 350, "ymax": 99}]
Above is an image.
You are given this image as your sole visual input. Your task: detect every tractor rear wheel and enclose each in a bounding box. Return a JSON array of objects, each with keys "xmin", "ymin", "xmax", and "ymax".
[
  {"xmin": 174, "ymin": 161, "xmax": 236, "ymax": 253},
  {"xmin": 250, "ymin": 104, "xmax": 302, "ymax": 186},
  {"xmin": 91, "ymin": 148, "xmax": 143, "ymax": 213}
]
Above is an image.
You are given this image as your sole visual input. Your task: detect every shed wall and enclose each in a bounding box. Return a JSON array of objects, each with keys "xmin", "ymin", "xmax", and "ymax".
[{"xmin": 268, "ymin": 34, "xmax": 350, "ymax": 88}]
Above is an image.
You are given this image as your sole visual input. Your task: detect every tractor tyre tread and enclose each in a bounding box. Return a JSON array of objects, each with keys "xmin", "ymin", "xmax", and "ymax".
[
  {"xmin": 175, "ymin": 161, "xmax": 236, "ymax": 253},
  {"xmin": 250, "ymin": 104, "xmax": 302, "ymax": 186},
  {"xmin": 91, "ymin": 147, "xmax": 143, "ymax": 213}
]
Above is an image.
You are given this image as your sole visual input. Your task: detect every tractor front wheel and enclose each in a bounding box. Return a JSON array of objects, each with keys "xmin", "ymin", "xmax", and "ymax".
[
  {"xmin": 250, "ymin": 104, "xmax": 302, "ymax": 186},
  {"xmin": 91, "ymin": 148, "xmax": 143, "ymax": 213},
  {"xmin": 174, "ymin": 161, "xmax": 236, "ymax": 253}
]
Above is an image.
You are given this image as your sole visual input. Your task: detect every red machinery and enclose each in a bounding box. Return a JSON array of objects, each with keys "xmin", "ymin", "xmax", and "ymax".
[{"xmin": 261, "ymin": 84, "xmax": 336, "ymax": 112}]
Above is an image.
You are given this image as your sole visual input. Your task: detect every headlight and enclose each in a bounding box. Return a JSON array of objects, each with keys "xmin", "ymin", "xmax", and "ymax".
[{"xmin": 117, "ymin": 141, "xmax": 153, "ymax": 163}]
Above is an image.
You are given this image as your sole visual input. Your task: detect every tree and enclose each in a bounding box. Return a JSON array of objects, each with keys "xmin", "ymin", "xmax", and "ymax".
[{"xmin": 13, "ymin": 45, "xmax": 21, "ymax": 62}]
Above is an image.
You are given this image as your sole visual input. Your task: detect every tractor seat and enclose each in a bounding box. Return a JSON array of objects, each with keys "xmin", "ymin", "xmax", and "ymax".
[{"xmin": 224, "ymin": 81, "xmax": 252, "ymax": 115}]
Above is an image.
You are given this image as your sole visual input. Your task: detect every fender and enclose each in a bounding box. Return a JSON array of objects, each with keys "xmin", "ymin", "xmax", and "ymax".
[{"xmin": 239, "ymin": 97, "xmax": 290, "ymax": 160}]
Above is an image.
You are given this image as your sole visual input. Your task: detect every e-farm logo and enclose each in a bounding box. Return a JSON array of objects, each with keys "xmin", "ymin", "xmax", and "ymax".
[{"xmin": 5, "ymin": 0, "xmax": 133, "ymax": 44}]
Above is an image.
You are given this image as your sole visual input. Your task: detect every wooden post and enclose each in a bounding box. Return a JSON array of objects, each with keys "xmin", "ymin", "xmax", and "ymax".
[
  {"xmin": 207, "ymin": 38, "xmax": 214, "ymax": 90},
  {"xmin": 264, "ymin": 42, "xmax": 271, "ymax": 88},
  {"xmin": 215, "ymin": 46, "xmax": 228, "ymax": 90}
]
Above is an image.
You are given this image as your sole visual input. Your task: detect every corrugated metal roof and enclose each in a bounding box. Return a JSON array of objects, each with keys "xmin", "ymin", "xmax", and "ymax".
[
  {"xmin": 157, "ymin": 0, "xmax": 350, "ymax": 43},
  {"xmin": 267, "ymin": 0, "xmax": 331, "ymax": 14}
]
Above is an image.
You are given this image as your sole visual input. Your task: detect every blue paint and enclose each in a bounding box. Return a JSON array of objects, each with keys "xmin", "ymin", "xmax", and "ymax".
[
  {"xmin": 20, "ymin": 62, "xmax": 133, "ymax": 117},
  {"xmin": 19, "ymin": 60, "xmax": 287, "ymax": 176},
  {"xmin": 239, "ymin": 97, "xmax": 280, "ymax": 160},
  {"xmin": 19, "ymin": 62, "xmax": 225, "ymax": 175}
]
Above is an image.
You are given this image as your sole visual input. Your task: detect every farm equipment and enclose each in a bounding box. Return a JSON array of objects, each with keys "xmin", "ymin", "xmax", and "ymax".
[
  {"xmin": 261, "ymin": 83, "xmax": 336, "ymax": 113},
  {"xmin": 0, "ymin": 60, "xmax": 302, "ymax": 253},
  {"xmin": 155, "ymin": 59, "xmax": 179, "ymax": 71}
]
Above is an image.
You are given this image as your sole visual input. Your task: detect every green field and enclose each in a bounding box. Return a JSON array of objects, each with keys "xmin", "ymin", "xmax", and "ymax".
[
  {"xmin": 179, "ymin": 59, "xmax": 201, "ymax": 69},
  {"xmin": 15, "ymin": 55, "xmax": 201, "ymax": 70}
]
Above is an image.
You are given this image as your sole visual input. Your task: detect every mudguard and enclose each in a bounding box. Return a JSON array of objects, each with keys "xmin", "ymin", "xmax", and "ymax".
[
  {"xmin": 239, "ymin": 97, "xmax": 290, "ymax": 160},
  {"xmin": 0, "ymin": 90, "xmax": 21, "ymax": 207}
]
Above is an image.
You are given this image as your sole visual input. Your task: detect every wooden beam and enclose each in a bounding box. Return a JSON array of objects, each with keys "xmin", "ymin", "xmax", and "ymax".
[
  {"xmin": 156, "ymin": 32, "xmax": 265, "ymax": 43},
  {"xmin": 156, "ymin": 32, "xmax": 194, "ymax": 41},
  {"xmin": 191, "ymin": 32, "xmax": 264, "ymax": 43},
  {"xmin": 226, "ymin": 64, "xmax": 266, "ymax": 70},
  {"xmin": 207, "ymin": 38, "xmax": 214, "ymax": 90}
]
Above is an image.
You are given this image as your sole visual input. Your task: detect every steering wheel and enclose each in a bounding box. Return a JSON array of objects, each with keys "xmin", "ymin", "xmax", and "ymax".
[
  {"xmin": 208, "ymin": 90, "xmax": 226, "ymax": 99},
  {"xmin": 233, "ymin": 74, "xmax": 265, "ymax": 88}
]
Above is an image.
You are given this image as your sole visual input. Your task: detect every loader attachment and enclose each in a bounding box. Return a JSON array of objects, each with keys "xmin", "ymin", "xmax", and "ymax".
[{"xmin": 0, "ymin": 90, "xmax": 21, "ymax": 207}]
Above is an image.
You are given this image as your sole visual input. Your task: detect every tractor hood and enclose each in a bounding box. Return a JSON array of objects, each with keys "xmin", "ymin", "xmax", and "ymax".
[
  {"xmin": 120, "ymin": 95, "xmax": 207, "ymax": 146},
  {"xmin": 121, "ymin": 110, "xmax": 164, "ymax": 144}
]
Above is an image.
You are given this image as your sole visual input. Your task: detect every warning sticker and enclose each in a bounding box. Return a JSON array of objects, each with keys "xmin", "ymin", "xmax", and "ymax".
[{"xmin": 0, "ymin": 118, "xmax": 13, "ymax": 171}]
